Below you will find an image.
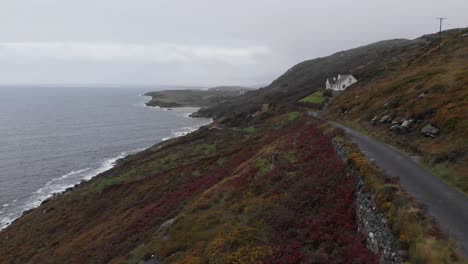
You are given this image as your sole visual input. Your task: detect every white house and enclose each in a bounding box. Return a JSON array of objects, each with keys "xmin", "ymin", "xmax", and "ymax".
[{"xmin": 325, "ymin": 74, "xmax": 357, "ymax": 91}]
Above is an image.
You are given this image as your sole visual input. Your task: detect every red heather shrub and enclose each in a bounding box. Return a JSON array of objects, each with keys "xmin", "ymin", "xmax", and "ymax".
[
  {"xmin": 261, "ymin": 122, "xmax": 376, "ymax": 263},
  {"xmin": 230, "ymin": 167, "xmax": 259, "ymax": 189}
]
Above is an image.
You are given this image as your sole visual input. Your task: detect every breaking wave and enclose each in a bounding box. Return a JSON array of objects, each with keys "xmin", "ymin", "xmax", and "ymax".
[
  {"xmin": 0, "ymin": 108, "xmax": 211, "ymax": 230},
  {"xmin": 0, "ymin": 151, "xmax": 131, "ymax": 229}
]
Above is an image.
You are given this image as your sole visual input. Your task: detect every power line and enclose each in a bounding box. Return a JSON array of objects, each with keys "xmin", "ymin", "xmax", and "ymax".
[{"xmin": 436, "ymin": 17, "xmax": 447, "ymax": 48}]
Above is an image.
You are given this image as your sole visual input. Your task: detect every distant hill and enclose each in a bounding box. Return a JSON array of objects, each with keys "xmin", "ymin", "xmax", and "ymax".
[
  {"xmin": 194, "ymin": 38, "xmax": 417, "ymax": 118},
  {"xmin": 196, "ymin": 29, "xmax": 466, "ymax": 120},
  {"xmin": 196, "ymin": 28, "xmax": 468, "ymax": 193},
  {"xmin": 144, "ymin": 86, "xmax": 253, "ymax": 108},
  {"xmin": 207, "ymin": 86, "xmax": 255, "ymax": 92}
]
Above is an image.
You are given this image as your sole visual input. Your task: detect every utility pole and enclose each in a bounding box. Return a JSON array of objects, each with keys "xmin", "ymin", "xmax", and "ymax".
[{"xmin": 436, "ymin": 17, "xmax": 447, "ymax": 48}]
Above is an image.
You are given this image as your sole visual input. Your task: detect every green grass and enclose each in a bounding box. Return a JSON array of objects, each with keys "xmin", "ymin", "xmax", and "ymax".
[
  {"xmin": 195, "ymin": 143, "xmax": 217, "ymax": 155},
  {"xmin": 256, "ymin": 158, "xmax": 271, "ymax": 176},
  {"xmin": 243, "ymin": 127, "xmax": 257, "ymax": 134},
  {"xmin": 284, "ymin": 151, "xmax": 298, "ymax": 163},
  {"xmin": 299, "ymin": 91, "xmax": 325, "ymax": 104},
  {"xmin": 287, "ymin": 112, "xmax": 300, "ymax": 121},
  {"xmin": 217, "ymin": 157, "xmax": 228, "ymax": 166},
  {"xmin": 428, "ymin": 162, "xmax": 467, "ymax": 195},
  {"xmin": 89, "ymin": 168, "xmax": 138, "ymax": 193},
  {"xmin": 126, "ymin": 244, "xmax": 153, "ymax": 264}
]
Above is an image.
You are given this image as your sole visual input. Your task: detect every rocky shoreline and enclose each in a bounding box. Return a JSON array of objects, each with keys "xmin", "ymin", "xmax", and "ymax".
[{"xmin": 2, "ymin": 106, "xmax": 211, "ymax": 230}]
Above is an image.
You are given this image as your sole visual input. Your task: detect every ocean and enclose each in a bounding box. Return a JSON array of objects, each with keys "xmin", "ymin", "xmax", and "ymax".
[{"xmin": 0, "ymin": 86, "xmax": 211, "ymax": 229}]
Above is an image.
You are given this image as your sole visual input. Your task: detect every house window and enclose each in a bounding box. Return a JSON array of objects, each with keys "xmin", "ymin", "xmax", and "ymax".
[{"xmin": 343, "ymin": 85, "xmax": 346, "ymax": 89}]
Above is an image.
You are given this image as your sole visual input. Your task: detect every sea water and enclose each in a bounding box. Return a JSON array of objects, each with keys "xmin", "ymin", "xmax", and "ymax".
[{"xmin": 0, "ymin": 86, "xmax": 211, "ymax": 229}]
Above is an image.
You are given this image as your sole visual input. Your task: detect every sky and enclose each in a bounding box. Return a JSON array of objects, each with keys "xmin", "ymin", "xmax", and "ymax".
[{"xmin": 1, "ymin": 0, "xmax": 467, "ymax": 87}]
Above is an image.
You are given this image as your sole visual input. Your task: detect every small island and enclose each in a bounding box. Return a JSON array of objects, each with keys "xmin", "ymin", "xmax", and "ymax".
[{"xmin": 144, "ymin": 86, "xmax": 253, "ymax": 108}]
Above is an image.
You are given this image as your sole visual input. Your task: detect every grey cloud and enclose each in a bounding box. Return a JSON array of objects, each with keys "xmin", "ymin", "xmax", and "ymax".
[{"xmin": 0, "ymin": 0, "xmax": 467, "ymax": 86}]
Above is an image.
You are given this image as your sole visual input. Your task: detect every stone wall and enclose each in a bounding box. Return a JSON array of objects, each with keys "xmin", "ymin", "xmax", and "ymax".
[
  {"xmin": 356, "ymin": 177, "xmax": 402, "ymax": 264},
  {"xmin": 332, "ymin": 140, "xmax": 402, "ymax": 263}
]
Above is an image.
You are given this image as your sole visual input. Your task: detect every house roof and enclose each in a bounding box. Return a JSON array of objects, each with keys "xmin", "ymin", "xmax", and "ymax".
[
  {"xmin": 327, "ymin": 74, "xmax": 354, "ymax": 85},
  {"xmin": 336, "ymin": 74, "xmax": 352, "ymax": 84}
]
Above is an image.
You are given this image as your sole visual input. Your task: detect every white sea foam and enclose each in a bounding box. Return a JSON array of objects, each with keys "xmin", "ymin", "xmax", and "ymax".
[
  {"xmin": 0, "ymin": 104, "xmax": 211, "ymax": 230},
  {"xmin": 145, "ymin": 104, "xmax": 201, "ymax": 118},
  {"xmin": 162, "ymin": 121, "xmax": 211, "ymax": 141},
  {"xmin": 82, "ymin": 152, "xmax": 128, "ymax": 181},
  {"xmin": 0, "ymin": 144, "xmax": 175, "ymax": 230},
  {"xmin": 53, "ymin": 168, "xmax": 90, "ymax": 182},
  {"xmin": 148, "ymin": 106, "xmax": 212, "ymax": 141},
  {"xmin": 0, "ymin": 151, "xmax": 134, "ymax": 230}
]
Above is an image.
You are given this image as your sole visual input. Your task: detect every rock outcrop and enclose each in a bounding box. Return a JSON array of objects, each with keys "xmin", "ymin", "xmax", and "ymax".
[
  {"xmin": 421, "ymin": 124, "xmax": 439, "ymax": 137},
  {"xmin": 400, "ymin": 119, "xmax": 414, "ymax": 130},
  {"xmin": 390, "ymin": 124, "xmax": 402, "ymax": 133},
  {"xmin": 380, "ymin": 115, "xmax": 392, "ymax": 124}
]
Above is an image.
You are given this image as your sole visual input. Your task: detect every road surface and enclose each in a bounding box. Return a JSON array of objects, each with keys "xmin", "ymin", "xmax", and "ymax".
[{"xmin": 329, "ymin": 121, "xmax": 468, "ymax": 257}]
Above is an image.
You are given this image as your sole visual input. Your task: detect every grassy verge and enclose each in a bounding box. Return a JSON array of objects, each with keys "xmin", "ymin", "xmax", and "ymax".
[
  {"xmin": 299, "ymin": 91, "xmax": 325, "ymax": 104},
  {"xmin": 287, "ymin": 111, "xmax": 300, "ymax": 121}
]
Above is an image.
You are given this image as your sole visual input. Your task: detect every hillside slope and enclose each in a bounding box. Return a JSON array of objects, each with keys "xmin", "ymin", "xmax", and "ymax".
[
  {"xmin": 0, "ymin": 113, "xmax": 377, "ymax": 263},
  {"xmin": 0, "ymin": 29, "xmax": 466, "ymax": 264},
  {"xmin": 324, "ymin": 28, "xmax": 468, "ymax": 193},
  {"xmin": 196, "ymin": 28, "xmax": 467, "ymax": 193},
  {"xmin": 195, "ymin": 38, "xmax": 416, "ymax": 119}
]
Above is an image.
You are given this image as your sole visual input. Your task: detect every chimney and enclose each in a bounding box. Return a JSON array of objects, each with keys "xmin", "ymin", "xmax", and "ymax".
[{"xmin": 338, "ymin": 74, "xmax": 341, "ymax": 80}]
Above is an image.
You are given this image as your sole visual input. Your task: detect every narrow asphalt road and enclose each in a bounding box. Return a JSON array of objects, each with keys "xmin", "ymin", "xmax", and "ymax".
[{"xmin": 329, "ymin": 121, "xmax": 468, "ymax": 257}]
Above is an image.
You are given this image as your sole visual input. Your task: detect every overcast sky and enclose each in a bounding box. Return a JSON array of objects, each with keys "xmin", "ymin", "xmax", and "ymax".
[{"xmin": 1, "ymin": 0, "xmax": 467, "ymax": 87}]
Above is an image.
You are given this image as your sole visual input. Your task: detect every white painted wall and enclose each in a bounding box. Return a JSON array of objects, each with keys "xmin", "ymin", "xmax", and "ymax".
[{"xmin": 325, "ymin": 75, "xmax": 357, "ymax": 91}]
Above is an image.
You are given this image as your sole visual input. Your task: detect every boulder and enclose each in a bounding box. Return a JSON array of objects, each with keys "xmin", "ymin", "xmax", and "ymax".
[
  {"xmin": 417, "ymin": 93, "xmax": 426, "ymax": 99},
  {"xmin": 400, "ymin": 119, "xmax": 414, "ymax": 133},
  {"xmin": 421, "ymin": 124, "xmax": 439, "ymax": 137},
  {"xmin": 390, "ymin": 125, "xmax": 402, "ymax": 133},
  {"xmin": 401, "ymin": 119, "xmax": 414, "ymax": 129},
  {"xmin": 380, "ymin": 115, "xmax": 391, "ymax": 123},
  {"xmin": 158, "ymin": 218, "xmax": 175, "ymax": 232},
  {"xmin": 370, "ymin": 116, "xmax": 378, "ymax": 125}
]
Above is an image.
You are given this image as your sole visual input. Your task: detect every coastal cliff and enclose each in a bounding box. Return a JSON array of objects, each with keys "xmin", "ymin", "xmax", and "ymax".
[
  {"xmin": 1, "ymin": 29, "xmax": 466, "ymax": 263},
  {"xmin": 0, "ymin": 113, "xmax": 378, "ymax": 263}
]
